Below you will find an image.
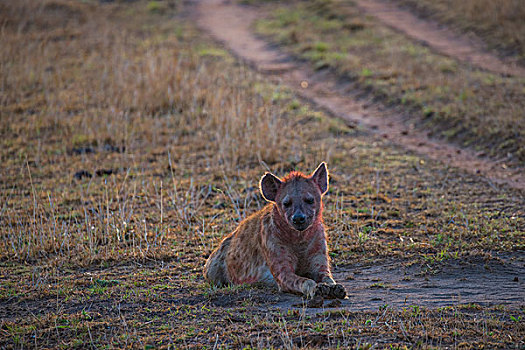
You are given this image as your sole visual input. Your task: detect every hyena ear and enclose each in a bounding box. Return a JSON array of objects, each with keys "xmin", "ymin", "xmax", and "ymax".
[
  {"xmin": 311, "ymin": 162, "xmax": 329, "ymax": 195},
  {"xmin": 260, "ymin": 172, "xmax": 282, "ymax": 202}
]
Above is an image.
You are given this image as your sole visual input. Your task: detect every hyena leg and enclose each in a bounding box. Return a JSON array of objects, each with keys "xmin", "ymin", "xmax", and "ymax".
[
  {"xmin": 265, "ymin": 251, "xmax": 317, "ymax": 297},
  {"xmin": 320, "ymin": 275, "xmax": 336, "ymax": 285},
  {"xmin": 257, "ymin": 265, "xmax": 279, "ymax": 288},
  {"xmin": 308, "ymin": 243, "xmax": 347, "ymax": 299},
  {"xmin": 307, "ymin": 241, "xmax": 336, "ymax": 285},
  {"xmin": 275, "ymin": 268, "xmax": 317, "ymax": 298},
  {"xmin": 204, "ymin": 236, "xmax": 232, "ymax": 286}
]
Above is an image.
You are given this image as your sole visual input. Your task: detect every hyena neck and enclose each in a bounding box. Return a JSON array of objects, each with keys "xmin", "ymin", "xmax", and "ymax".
[{"xmin": 271, "ymin": 204, "xmax": 323, "ymax": 242}]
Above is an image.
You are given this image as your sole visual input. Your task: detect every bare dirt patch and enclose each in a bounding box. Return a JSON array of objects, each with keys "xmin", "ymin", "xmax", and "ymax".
[
  {"xmin": 195, "ymin": 0, "xmax": 525, "ymax": 191},
  {"xmin": 239, "ymin": 255, "xmax": 525, "ymax": 313},
  {"xmin": 386, "ymin": 0, "xmax": 525, "ymax": 68}
]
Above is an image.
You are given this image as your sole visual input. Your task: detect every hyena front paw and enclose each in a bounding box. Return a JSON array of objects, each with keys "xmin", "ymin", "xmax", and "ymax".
[
  {"xmin": 301, "ymin": 279, "xmax": 317, "ymax": 299},
  {"xmin": 321, "ymin": 276, "xmax": 336, "ymax": 285},
  {"xmin": 331, "ymin": 284, "xmax": 347, "ymax": 299},
  {"xmin": 315, "ymin": 282, "xmax": 347, "ymax": 299}
]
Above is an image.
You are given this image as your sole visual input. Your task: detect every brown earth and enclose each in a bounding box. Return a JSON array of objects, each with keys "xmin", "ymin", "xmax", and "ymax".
[
  {"xmin": 194, "ymin": 0, "xmax": 525, "ymax": 191},
  {"xmin": 275, "ymin": 255, "xmax": 525, "ymax": 313}
]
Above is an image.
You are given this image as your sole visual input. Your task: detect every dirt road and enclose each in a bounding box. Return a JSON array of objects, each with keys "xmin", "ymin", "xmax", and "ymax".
[
  {"xmin": 194, "ymin": 0, "xmax": 525, "ymax": 311},
  {"xmin": 354, "ymin": 0, "xmax": 525, "ymax": 78},
  {"xmin": 195, "ymin": 0, "xmax": 525, "ymax": 191}
]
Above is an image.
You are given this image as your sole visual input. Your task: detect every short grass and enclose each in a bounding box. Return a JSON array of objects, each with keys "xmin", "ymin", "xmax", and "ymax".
[
  {"xmin": 0, "ymin": 0, "xmax": 524, "ymax": 348},
  {"xmin": 390, "ymin": 0, "xmax": 525, "ymax": 64},
  {"xmin": 255, "ymin": 0, "xmax": 525, "ymax": 164},
  {"xmin": 2, "ymin": 263, "xmax": 524, "ymax": 348}
]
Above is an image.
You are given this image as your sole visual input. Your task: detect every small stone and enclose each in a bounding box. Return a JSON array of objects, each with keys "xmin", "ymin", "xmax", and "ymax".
[
  {"xmin": 74, "ymin": 170, "xmax": 92, "ymax": 180},
  {"xmin": 95, "ymin": 169, "xmax": 114, "ymax": 176},
  {"xmin": 326, "ymin": 299, "xmax": 342, "ymax": 308},
  {"xmin": 307, "ymin": 296, "xmax": 324, "ymax": 308}
]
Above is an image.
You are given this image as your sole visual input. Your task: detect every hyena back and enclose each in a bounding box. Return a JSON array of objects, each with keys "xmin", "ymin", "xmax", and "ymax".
[{"xmin": 204, "ymin": 162, "xmax": 343, "ymax": 298}]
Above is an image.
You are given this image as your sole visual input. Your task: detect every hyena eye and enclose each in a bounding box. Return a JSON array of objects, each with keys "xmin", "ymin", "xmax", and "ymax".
[
  {"xmin": 304, "ymin": 197, "xmax": 314, "ymax": 204},
  {"xmin": 283, "ymin": 198, "xmax": 292, "ymax": 207}
]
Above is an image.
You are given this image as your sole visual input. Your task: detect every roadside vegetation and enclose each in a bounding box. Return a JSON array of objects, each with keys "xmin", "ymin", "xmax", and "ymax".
[
  {"xmin": 0, "ymin": 0, "xmax": 523, "ymax": 348},
  {"xmin": 390, "ymin": 0, "xmax": 525, "ymax": 64},
  {"xmin": 255, "ymin": 0, "xmax": 525, "ymax": 164}
]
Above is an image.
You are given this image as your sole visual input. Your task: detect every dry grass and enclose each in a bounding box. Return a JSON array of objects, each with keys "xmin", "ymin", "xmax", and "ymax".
[
  {"xmin": 0, "ymin": 0, "xmax": 306, "ymax": 264},
  {"xmin": 0, "ymin": 0, "xmax": 523, "ymax": 279},
  {"xmin": 255, "ymin": 0, "xmax": 525, "ymax": 164},
  {"xmin": 1, "ymin": 0, "xmax": 522, "ymax": 266},
  {"xmin": 0, "ymin": 0, "xmax": 524, "ymax": 348},
  {"xmin": 391, "ymin": 0, "xmax": 525, "ymax": 64}
]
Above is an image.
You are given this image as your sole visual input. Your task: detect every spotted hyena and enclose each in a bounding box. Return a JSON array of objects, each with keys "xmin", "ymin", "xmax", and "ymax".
[{"xmin": 204, "ymin": 162, "xmax": 346, "ymax": 299}]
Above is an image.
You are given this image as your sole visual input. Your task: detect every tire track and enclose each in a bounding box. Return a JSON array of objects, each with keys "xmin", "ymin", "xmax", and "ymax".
[
  {"xmin": 355, "ymin": 0, "xmax": 525, "ymax": 78},
  {"xmin": 194, "ymin": 0, "xmax": 525, "ymax": 191}
]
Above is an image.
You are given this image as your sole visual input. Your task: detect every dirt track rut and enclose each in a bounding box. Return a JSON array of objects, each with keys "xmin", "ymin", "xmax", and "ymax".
[
  {"xmin": 354, "ymin": 0, "xmax": 525, "ymax": 78},
  {"xmin": 195, "ymin": 0, "xmax": 525, "ymax": 191}
]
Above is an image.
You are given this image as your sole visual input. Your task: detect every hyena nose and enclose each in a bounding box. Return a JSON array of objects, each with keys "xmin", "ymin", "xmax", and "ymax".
[{"xmin": 292, "ymin": 213, "xmax": 306, "ymax": 225}]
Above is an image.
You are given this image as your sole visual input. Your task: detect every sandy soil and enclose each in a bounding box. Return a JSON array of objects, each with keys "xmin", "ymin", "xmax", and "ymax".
[{"xmin": 273, "ymin": 255, "xmax": 525, "ymax": 312}]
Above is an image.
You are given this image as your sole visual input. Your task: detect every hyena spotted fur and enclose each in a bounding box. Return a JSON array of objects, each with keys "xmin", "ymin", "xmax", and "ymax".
[{"xmin": 204, "ymin": 162, "xmax": 346, "ymax": 299}]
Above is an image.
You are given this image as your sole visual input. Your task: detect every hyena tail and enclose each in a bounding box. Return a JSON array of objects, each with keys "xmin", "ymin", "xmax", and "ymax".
[{"xmin": 204, "ymin": 235, "xmax": 232, "ymax": 287}]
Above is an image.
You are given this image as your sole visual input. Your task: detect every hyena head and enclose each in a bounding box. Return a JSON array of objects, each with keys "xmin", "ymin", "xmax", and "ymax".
[{"xmin": 260, "ymin": 162, "xmax": 329, "ymax": 231}]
